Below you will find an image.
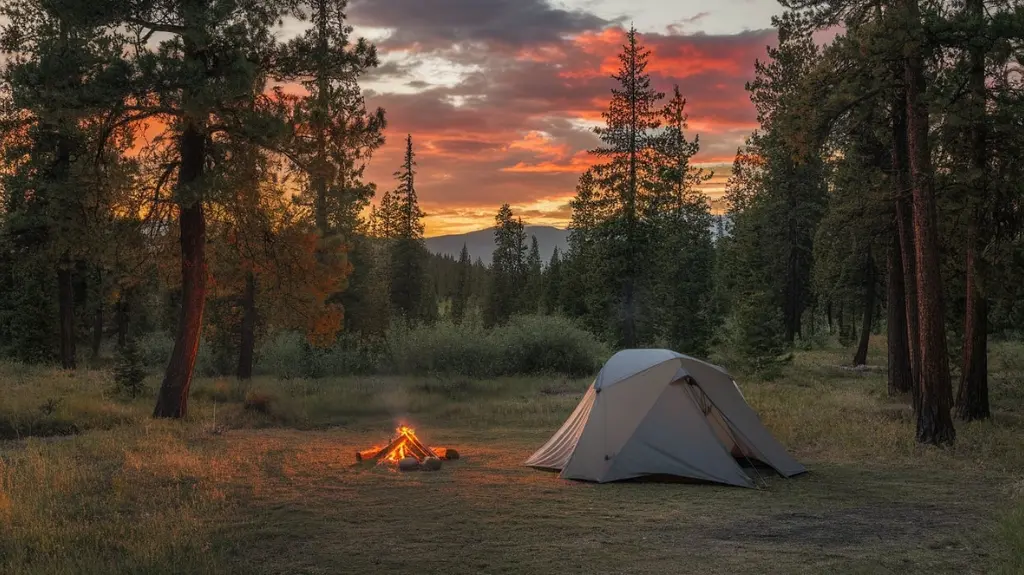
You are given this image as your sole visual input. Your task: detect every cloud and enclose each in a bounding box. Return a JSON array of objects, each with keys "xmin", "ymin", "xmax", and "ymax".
[
  {"xmin": 342, "ymin": 3, "xmax": 774, "ymax": 234},
  {"xmin": 348, "ymin": 0, "xmax": 611, "ymax": 50}
]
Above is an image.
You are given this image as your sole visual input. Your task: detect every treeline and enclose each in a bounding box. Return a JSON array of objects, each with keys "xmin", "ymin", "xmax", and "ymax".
[
  {"xmin": 712, "ymin": 2, "xmax": 1024, "ymax": 445},
  {"xmin": 3, "ymin": 0, "xmax": 1024, "ymax": 449},
  {"xmin": 0, "ymin": 0, "xmax": 408, "ymax": 417},
  {"xmin": 0, "ymin": 0, "xmax": 596, "ymax": 419}
]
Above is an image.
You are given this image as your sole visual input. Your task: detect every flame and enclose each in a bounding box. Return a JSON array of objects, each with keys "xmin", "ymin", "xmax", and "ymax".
[{"xmin": 378, "ymin": 425, "xmax": 436, "ymax": 465}]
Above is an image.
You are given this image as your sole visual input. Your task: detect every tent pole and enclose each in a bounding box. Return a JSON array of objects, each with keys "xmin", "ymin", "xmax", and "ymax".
[{"xmin": 692, "ymin": 382, "xmax": 769, "ymax": 489}]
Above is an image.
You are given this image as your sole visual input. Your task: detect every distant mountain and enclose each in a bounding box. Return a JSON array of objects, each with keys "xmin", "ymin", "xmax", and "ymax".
[
  {"xmin": 425, "ymin": 216, "xmax": 730, "ymax": 267},
  {"xmin": 425, "ymin": 225, "xmax": 569, "ymax": 266}
]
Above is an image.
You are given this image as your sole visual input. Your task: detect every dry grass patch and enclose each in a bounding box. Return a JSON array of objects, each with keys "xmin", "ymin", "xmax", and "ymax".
[{"xmin": 1, "ymin": 341, "xmax": 1022, "ymax": 574}]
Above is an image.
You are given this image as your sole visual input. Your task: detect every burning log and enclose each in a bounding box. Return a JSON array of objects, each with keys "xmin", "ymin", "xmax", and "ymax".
[{"xmin": 356, "ymin": 425, "xmax": 460, "ymax": 471}]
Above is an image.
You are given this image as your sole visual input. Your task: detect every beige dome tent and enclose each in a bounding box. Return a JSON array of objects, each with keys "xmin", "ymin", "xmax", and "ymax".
[{"xmin": 525, "ymin": 349, "xmax": 805, "ymax": 487}]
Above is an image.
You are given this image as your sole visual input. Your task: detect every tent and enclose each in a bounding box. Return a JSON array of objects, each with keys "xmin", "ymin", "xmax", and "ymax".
[{"xmin": 525, "ymin": 349, "xmax": 806, "ymax": 487}]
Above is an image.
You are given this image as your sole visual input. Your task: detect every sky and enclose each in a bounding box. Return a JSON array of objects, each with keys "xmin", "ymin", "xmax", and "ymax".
[
  {"xmin": 335, "ymin": 0, "xmax": 784, "ymax": 236},
  {"xmin": 0, "ymin": 2, "xmax": 783, "ymax": 236}
]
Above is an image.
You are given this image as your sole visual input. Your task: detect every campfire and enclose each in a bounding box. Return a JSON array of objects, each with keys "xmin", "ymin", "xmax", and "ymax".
[{"xmin": 356, "ymin": 425, "xmax": 460, "ymax": 472}]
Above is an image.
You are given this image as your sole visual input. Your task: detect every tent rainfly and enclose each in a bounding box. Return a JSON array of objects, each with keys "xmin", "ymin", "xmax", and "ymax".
[{"xmin": 525, "ymin": 349, "xmax": 806, "ymax": 487}]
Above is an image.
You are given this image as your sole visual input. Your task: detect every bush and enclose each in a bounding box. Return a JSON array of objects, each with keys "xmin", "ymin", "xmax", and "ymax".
[
  {"xmin": 128, "ymin": 314, "xmax": 608, "ymax": 381},
  {"xmin": 113, "ymin": 339, "xmax": 147, "ymax": 398},
  {"xmin": 490, "ymin": 315, "xmax": 609, "ymax": 377},
  {"xmin": 137, "ymin": 331, "xmax": 215, "ymax": 376},
  {"xmin": 254, "ymin": 331, "xmax": 306, "ymax": 379},
  {"xmin": 712, "ymin": 292, "xmax": 792, "ymax": 381},
  {"xmin": 381, "ymin": 314, "xmax": 608, "ymax": 377},
  {"xmin": 255, "ymin": 331, "xmax": 380, "ymax": 379}
]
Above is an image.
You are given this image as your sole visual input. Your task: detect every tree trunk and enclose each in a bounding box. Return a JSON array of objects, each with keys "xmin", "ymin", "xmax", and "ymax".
[
  {"xmin": 887, "ymin": 228, "xmax": 914, "ymax": 396},
  {"xmin": 826, "ymin": 301, "xmax": 833, "ymax": 334},
  {"xmin": 116, "ymin": 288, "xmax": 129, "ymax": 349},
  {"xmin": 153, "ymin": 121, "xmax": 207, "ymax": 419},
  {"xmin": 237, "ymin": 271, "xmax": 256, "ymax": 380},
  {"xmin": 892, "ymin": 86, "xmax": 920, "ymax": 407},
  {"xmin": 312, "ymin": 0, "xmax": 332, "ymax": 263},
  {"xmin": 955, "ymin": 0, "xmax": 990, "ymax": 422},
  {"xmin": 58, "ymin": 265, "xmax": 76, "ymax": 369},
  {"xmin": 853, "ymin": 251, "xmax": 875, "ymax": 366},
  {"xmin": 91, "ymin": 298, "xmax": 103, "ymax": 359},
  {"xmin": 90, "ymin": 267, "xmax": 103, "ymax": 359},
  {"xmin": 903, "ymin": 0, "xmax": 955, "ymax": 445},
  {"xmin": 957, "ymin": 237, "xmax": 989, "ymax": 420}
]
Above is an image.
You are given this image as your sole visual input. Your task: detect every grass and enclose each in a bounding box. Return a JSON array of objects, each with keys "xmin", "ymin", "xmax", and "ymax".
[{"xmin": 1, "ymin": 339, "xmax": 1023, "ymax": 574}]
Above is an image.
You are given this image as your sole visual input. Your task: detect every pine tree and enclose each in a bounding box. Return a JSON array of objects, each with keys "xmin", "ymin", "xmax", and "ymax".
[
  {"xmin": 0, "ymin": 0, "xmax": 134, "ymax": 369},
  {"xmin": 452, "ymin": 243, "xmax": 472, "ymax": 324},
  {"xmin": 563, "ymin": 171, "xmax": 605, "ymax": 329},
  {"xmin": 277, "ymin": 0, "xmax": 386, "ymax": 339},
  {"xmin": 103, "ymin": 0, "xmax": 332, "ymax": 418},
  {"xmin": 388, "ymin": 135, "xmax": 428, "ymax": 321},
  {"xmin": 778, "ymin": 0, "xmax": 957, "ymax": 443},
  {"xmin": 524, "ymin": 235, "xmax": 543, "ymax": 314},
  {"xmin": 544, "ymin": 247, "xmax": 563, "ymax": 315},
  {"xmin": 651, "ymin": 85, "xmax": 716, "ymax": 354},
  {"xmin": 586, "ymin": 26, "xmax": 664, "ymax": 347},
  {"xmin": 486, "ymin": 204, "xmax": 527, "ymax": 326},
  {"xmin": 113, "ymin": 335, "xmax": 147, "ymax": 398},
  {"xmin": 279, "ymin": 0, "xmax": 385, "ymax": 239}
]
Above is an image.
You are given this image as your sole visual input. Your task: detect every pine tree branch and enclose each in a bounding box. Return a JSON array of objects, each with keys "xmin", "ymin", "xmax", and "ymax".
[{"xmin": 124, "ymin": 18, "xmax": 186, "ymax": 36}]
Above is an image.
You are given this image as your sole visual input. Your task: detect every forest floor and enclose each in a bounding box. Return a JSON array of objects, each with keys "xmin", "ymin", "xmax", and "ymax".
[{"xmin": 1, "ymin": 340, "xmax": 1023, "ymax": 574}]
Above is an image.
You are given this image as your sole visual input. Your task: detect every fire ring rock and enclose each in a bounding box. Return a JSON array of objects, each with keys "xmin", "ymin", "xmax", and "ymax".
[
  {"xmin": 398, "ymin": 457, "xmax": 421, "ymax": 472},
  {"xmin": 421, "ymin": 457, "xmax": 443, "ymax": 471}
]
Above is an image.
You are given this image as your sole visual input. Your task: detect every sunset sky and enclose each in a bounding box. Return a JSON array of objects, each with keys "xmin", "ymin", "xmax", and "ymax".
[{"xmin": 308, "ymin": 0, "xmax": 784, "ymax": 236}]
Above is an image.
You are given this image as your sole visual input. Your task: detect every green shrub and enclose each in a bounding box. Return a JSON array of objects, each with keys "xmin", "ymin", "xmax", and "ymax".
[
  {"xmin": 137, "ymin": 331, "xmax": 215, "ymax": 376},
  {"xmin": 381, "ymin": 314, "xmax": 608, "ymax": 377},
  {"xmin": 490, "ymin": 315, "xmax": 608, "ymax": 377},
  {"xmin": 254, "ymin": 332, "xmax": 306, "ymax": 379},
  {"xmin": 712, "ymin": 293, "xmax": 793, "ymax": 381},
  {"xmin": 255, "ymin": 331, "xmax": 380, "ymax": 379},
  {"xmin": 113, "ymin": 339, "xmax": 147, "ymax": 398},
  {"xmin": 382, "ymin": 317, "xmax": 495, "ymax": 377}
]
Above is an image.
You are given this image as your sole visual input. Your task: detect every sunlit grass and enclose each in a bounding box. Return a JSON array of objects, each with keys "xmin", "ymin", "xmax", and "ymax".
[{"xmin": 1, "ymin": 339, "xmax": 1022, "ymax": 574}]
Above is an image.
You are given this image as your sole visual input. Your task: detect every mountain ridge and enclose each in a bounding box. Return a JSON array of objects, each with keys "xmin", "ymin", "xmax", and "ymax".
[
  {"xmin": 423, "ymin": 216, "xmax": 730, "ymax": 266},
  {"xmin": 424, "ymin": 225, "xmax": 568, "ymax": 266}
]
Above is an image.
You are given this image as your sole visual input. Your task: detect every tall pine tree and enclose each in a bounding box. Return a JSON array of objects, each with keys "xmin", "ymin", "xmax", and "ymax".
[
  {"xmin": 451, "ymin": 243, "xmax": 472, "ymax": 323},
  {"xmin": 486, "ymin": 204, "xmax": 527, "ymax": 326},
  {"xmin": 388, "ymin": 134, "xmax": 428, "ymax": 321}
]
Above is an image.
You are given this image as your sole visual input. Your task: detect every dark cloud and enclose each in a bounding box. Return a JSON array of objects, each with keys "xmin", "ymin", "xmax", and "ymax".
[
  {"xmin": 348, "ymin": 0, "xmax": 610, "ymax": 49},
  {"xmin": 364, "ymin": 59, "xmax": 417, "ymax": 79}
]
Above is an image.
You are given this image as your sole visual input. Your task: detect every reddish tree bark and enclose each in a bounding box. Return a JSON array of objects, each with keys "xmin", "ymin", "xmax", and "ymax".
[
  {"xmin": 903, "ymin": 0, "xmax": 955, "ymax": 445},
  {"xmin": 956, "ymin": 0, "xmax": 990, "ymax": 422},
  {"xmin": 887, "ymin": 228, "xmax": 914, "ymax": 396},
  {"xmin": 892, "ymin": 86, "xmax": 920, "ymax": 406},
  {"xmin": 236, "ymin": 272, "xmax": 256, "ymax": 380},
  {"xmin": 853, "ymin": 251, "xmax": 876, "ymax": 366},
  {"xmin": 957, "ymin": 239, "xmax": 989, "ymax": 420},
  {"xmin": 153, "ymin": 122, "xmax": 208, "ymax": 419}
]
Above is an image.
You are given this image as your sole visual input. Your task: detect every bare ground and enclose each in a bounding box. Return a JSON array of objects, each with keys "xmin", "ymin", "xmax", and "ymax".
[{"xmin": 200, "ymin": 429, "xmax": 1009, "ymax": 575}]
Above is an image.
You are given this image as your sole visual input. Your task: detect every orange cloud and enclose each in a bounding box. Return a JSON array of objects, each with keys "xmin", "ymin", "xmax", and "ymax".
[{"xmin": 330, "ymin": 25, "xmax": 774, "ymax": 235}]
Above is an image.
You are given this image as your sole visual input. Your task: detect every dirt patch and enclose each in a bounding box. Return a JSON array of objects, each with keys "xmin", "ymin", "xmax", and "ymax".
[{"xmin": 712, "ymin": 503, "xmax": 968, "ymax": 548}]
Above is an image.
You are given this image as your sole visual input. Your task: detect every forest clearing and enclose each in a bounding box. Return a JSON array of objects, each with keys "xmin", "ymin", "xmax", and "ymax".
[
  {"xmin": 2, "ymin": 340, "xmax": 1022, "ymax": 574},
  {"xmin": 2, "ymin": 0, "xmax": 1024, "ymax": 573}
]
